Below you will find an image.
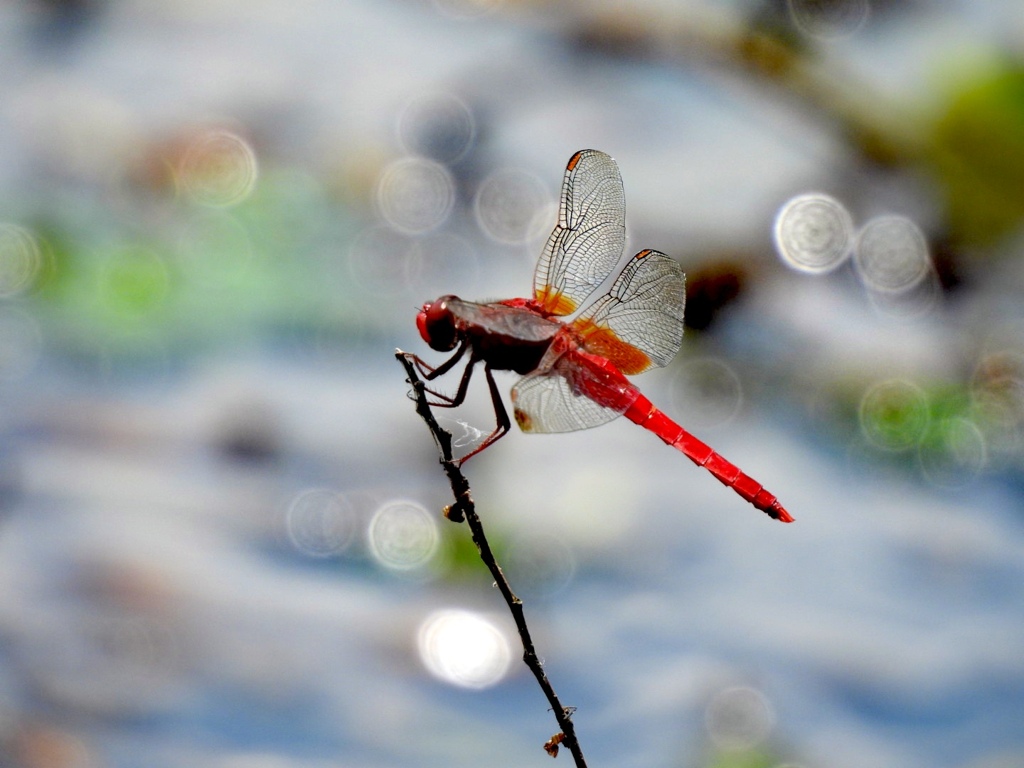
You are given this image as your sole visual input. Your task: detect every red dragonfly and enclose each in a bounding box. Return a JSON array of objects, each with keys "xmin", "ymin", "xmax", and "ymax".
[{"xmin": 411, "ymin": 149, "xmax": 793, "ymax": 523}]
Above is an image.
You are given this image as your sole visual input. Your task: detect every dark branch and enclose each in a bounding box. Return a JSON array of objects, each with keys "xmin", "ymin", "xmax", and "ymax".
[{"xmin": 396, "ymin": 349, "xmax": 588, "ymax": 768}]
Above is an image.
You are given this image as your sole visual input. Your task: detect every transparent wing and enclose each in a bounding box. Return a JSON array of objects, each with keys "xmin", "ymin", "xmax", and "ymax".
[
  {"xmin": 511, "ymin": 364, "xmax": 624, "ymax": 434},
  {"xmin": 533, "ymin": 149, "xmax": 626, "ymax": 316},
  {"xmin": 571, "ymin": 249, "xmax": 685, "ymax": 376}
]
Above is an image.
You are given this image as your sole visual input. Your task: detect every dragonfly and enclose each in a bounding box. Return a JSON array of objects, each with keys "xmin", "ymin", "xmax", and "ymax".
[{"xmin": 410, "ymin": 149, "xmax": 793, "ymax": 523}]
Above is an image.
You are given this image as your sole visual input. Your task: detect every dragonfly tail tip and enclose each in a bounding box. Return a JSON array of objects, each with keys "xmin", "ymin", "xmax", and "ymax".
[{"xmin": 773, "ymin": 503, "xmax": 795, "ymax": 523}]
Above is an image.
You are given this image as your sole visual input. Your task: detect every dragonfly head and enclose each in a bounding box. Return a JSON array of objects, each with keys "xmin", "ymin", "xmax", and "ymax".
[{"xmin": 417, "ymin": 295, "xmax": 459, "ymax": 352}]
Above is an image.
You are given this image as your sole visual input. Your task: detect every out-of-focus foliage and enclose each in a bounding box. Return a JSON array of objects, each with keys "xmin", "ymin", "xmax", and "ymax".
[
  {"xmin": 702, "ymin": 746, "xmax": 779, "ymax": 768},
  {"xmin": 929, "ymin": 62, "xmax": 1024, "ymax": 247},
  {"xmin": 25, "ymin": 169, "xmax": 360, "ymax": 358}
]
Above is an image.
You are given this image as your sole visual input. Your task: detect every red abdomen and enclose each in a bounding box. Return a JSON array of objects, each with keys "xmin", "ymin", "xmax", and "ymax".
[{"xmin": 624, "ymin": 396, "xmax": 794, "ymax": 523}]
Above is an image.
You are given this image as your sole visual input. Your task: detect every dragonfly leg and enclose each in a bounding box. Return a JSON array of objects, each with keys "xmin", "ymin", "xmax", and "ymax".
[
  {"xmin": 407, "ymin": 342, "xmax": 467, "ymax": 380},
  {"xmin": 406, "ymin": 349, "xmax": 510, "ymax": 464},
  {"xmin": 456, "ymin": 363, "xmax": 511, "ymax": 466},
  {"xmin": 405, "ymin": 344, "xmax": 472, "ymax": 407}
]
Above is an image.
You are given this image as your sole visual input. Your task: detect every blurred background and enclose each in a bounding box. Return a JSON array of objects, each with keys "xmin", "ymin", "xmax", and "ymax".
[{"xmin": 1, "ymin": 1, "xmax": 1023, "ymax": 766}]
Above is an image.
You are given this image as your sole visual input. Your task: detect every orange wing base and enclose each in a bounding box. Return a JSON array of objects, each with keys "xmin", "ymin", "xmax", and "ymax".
[
  {"xmin": 534, "ymin": 287, "xmax": 577, "ymax": 317},
  {"xmin": 572, "ymin": 318, "xmax": 651, "ymax": 376}
]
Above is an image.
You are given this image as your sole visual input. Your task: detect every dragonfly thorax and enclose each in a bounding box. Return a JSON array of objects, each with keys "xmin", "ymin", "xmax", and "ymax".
[{"xmin": 417, "ymin": 295, "xmax": 459, "ymax": 352}]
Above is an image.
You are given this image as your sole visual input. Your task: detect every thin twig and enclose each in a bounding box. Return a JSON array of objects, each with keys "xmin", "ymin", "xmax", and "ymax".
[{"xmin": 397, "ymin": 350, "xmax": 587, "ymax": 767}]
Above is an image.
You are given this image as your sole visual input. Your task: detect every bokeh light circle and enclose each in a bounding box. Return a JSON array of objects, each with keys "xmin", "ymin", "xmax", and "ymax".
[
  {"xmin": 705, "ymin": 686, "xmax": 775, "ymax": 751},
  {"xmin": 773, "ymin": 193, "xmax": 854, "ymax": 273},
  {"xmin": 919, "ymin": 417, "xmax": 987, "ymax": 489},
  {"xmin": 854, "ymin": 215, "xmax": 931, "ymax": 294},
  {"xmin": 972, "ymin": 351, "xmax": 1024, "ymax": 403},
  {"xmin": 417, "ymin": 609, "xmax": 512, "ymax": 689},
  {"xmin": 177, "ymin": 129, "xmax": 259, "ymax": 207},
  {"xmin": 970, "ymin": 351, "xmax": 1024, "ymax": 464},
  {"xmin": 669, "ymin": 357, "xmax": 744, "ymax": 430},
  {"xmin": 474, "ymin": 168, "xmax": 552, "ymax": 245},
  {"xmin": 285, "ymin": 488, "xmax": 357, "ymax": 558},
  {"xmin": 971, "ymin": 390, "xmax": 1023, "ymax": 467},
  {"xmin": 787, "ymin": 0, "xmax": 870, "ymax": 39},
  {"xmin": 367, "ymin": 499, "xmax": 439, "ymax": 572},
  {"xmin": 0, "ymin": 223, "xmax": 42, "ymax": 297},
  {"xmin": 865, "ymin": 270, "xmax": 941, "ymax": 320},
  {"xmin": 376, "ymin": 157, "xmax": 455, "ymax": 235},
  {"xmin": 859, "ymin": 379, "xmax": 930, "ymax": 451},
  {"xmin": 398, "ymin": 93, "xmax": 476, "ymax": 163}
]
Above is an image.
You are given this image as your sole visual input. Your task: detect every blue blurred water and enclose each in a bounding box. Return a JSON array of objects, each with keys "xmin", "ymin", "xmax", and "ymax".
[{"xmin": 0, "ymin": 2, "xmax": 1023, "ymax": 767}]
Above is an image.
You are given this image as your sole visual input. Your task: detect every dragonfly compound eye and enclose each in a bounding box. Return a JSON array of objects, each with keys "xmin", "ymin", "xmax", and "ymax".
[{"xmin": 417, "ymin": 297, "xmax": 458, "ymax": 352}]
